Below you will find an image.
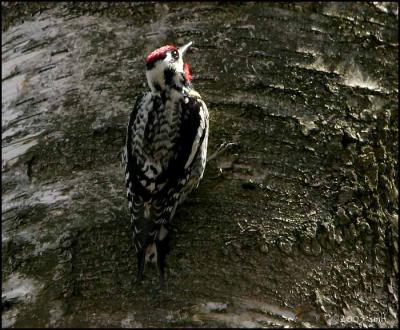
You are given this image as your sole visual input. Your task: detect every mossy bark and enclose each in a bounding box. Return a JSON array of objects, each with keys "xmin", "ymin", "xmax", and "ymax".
[{"xmin": 2, "ymin": 2, "xmax": 398, "ymax": 327}]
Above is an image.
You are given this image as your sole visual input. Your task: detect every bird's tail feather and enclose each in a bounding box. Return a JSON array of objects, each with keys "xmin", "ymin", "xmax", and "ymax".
[{"xmin": 130, "ymin": 199, "xmax": 171, "ymax": 284}]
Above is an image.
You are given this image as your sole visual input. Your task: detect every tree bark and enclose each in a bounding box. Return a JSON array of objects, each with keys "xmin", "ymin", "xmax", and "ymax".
[{"xmin": 2, "ymin": 2, "xmax": 398, "ymax": 327}]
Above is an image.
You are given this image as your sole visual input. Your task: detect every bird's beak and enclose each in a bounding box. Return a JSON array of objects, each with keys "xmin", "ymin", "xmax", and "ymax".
[{"xmin": 178, "ymin": 41, "xmax": 193, "ymax": 57}]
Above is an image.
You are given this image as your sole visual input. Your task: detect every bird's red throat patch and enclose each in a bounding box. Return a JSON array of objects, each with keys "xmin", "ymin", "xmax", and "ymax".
[{"xmin": 184, "ymin": 63, "xmax": 192, "ymax": 82}]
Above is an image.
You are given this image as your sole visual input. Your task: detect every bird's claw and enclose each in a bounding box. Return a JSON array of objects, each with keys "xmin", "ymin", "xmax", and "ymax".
[{"xmin": 207, "ymin": 141, "xmax": 237, "ymax": 162}]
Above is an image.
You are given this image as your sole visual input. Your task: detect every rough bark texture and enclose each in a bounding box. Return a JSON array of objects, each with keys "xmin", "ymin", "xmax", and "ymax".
[{"xmin": 2, "ymin": 2, "xmax": 398, "ymax": 328}]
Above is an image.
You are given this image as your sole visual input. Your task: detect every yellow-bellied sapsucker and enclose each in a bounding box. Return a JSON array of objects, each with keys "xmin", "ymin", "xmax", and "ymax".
[{"xmin": 124, "ymin": 42, "xmax": 209, "ymax": 287}]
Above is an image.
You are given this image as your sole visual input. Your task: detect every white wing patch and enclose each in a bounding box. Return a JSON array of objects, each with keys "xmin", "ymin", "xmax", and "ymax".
[{"xmin": 184, "ymin": 100, "xmax": 208, "ymax": 170}]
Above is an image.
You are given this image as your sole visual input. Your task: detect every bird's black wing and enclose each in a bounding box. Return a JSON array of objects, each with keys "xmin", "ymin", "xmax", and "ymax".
[
  {"xmin": 125, "ymin": 92, "xmax": 207, "ymax": 227},
  {"xmin": 155, "ymin": 95, "xmax": 207, "ymax": 197},
  {"xmin": 124, "ymin": 92, "xmax": 153, "ymax": 202}
]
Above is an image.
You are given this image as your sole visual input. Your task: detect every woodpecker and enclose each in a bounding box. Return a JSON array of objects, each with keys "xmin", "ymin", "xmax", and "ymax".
[{"xmin": 124, "ymin": 42, "xmax": 209, "ymax": 287}]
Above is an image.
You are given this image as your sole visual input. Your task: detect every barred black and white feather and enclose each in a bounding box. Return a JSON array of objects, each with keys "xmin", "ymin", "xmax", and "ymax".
[{"xmin": 123, "ymin": 42, "xmax": 208, "ymax": 286}]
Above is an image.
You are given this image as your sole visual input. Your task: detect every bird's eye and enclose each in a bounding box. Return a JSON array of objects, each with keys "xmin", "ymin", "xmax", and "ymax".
[{"xmin": 171, "ymin": 50, "xmax": 179, "ymax": 61}]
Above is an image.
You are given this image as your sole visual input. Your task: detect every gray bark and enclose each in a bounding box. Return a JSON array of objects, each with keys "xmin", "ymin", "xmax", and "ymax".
[{"xmin": 2, "ymin": 2, "xmax": 398, "ymax": 327}]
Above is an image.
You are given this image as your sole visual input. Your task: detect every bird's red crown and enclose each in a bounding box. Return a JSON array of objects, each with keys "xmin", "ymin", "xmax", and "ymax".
[{"xmin": 146, "ymin": 45, "xmax": 177, "ymax": 64}]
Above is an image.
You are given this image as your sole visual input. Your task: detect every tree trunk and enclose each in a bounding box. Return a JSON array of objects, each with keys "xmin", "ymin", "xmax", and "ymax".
[{"xmin": 2, "ymin": 2, "xmax": 398, "ymax": 327}]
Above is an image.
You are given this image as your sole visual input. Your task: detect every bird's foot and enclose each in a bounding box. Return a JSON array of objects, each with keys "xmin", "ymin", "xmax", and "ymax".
[{"xmin": 206, "ymin": 141, "xmax": 237, "ymax": 162}]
